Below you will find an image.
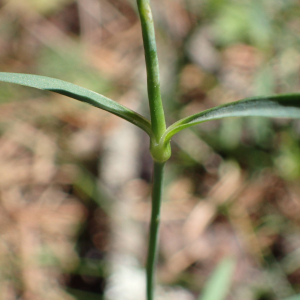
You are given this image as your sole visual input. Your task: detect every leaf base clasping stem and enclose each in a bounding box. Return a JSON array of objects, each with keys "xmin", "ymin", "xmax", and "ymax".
[{"xmin": 137, "ymin": 0, "xmax": 170, "ymax": 299}]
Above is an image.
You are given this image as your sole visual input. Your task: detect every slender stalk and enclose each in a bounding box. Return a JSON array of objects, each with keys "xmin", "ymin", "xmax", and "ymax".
[
  {"xmin": 136, "ymin": 1, "xmax": 170, "ymax": 299},
  {"xmin": 147, "ymin": 162, "xmax": 165, "ymax": 300},
  {"xmin": 137, "ymin": 0, "xmax": 166, "ymax": 142}
]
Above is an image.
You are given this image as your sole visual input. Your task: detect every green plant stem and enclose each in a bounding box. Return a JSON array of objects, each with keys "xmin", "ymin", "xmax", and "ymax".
[
  {"xmin": 147, "ymin": 161, "xmax": 165, "ymax": 300},
  {"xmin": 137, "ymin": 0, "xmax": 166, "ymax": 141},
  {"xmin": 137, "ymin": 1, "xmax": 170, "ymax": 299}
]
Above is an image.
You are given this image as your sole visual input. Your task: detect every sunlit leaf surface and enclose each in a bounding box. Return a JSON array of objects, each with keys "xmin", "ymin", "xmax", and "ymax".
[
  {"xmin": 165, "ymin": 94, "xmax": 300, "ymax": 142},
  {"xmin": 0, "ymin": 72, "xmax": 152, "ymax": 136}
]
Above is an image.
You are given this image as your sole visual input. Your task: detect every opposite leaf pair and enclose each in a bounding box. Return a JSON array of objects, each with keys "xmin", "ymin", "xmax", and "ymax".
[{"xmin": 1, "ymin": 72, "xmax": 300, "ymax": 162}]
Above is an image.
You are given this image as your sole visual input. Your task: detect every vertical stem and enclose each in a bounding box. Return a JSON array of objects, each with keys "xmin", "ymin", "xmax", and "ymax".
[
  {"xmin": 136, "ymin": 1, "xmax": 169, "ymax": 299},
  {"xmin": 137, "ymin": 0, "xmax": 167, "ymax": 142},
  {"xmin": 147, "ymin": 162, "xmax": 165, "ymax": 300}
]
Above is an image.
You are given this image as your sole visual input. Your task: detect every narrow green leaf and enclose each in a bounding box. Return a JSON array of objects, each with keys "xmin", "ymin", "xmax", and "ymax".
[
  {"xmin": 198, "ymin": 257, "xmax": 236, "ymax": 300},
  {"xmin": 0, "ymin": 72, "xmax": 152, "ymax": 136},
  {"xmin": 283, "ymin": 295, "xmax": 300, "ymax": 300},
  {"xmin": 164, "ymin": 94, "xmax": 300, "ymax": 143}
]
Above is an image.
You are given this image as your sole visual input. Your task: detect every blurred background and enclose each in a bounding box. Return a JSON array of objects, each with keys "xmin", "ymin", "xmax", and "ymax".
[{"xmin": 0, "ymin": 0, "xmax": 300, "ymax": 299}]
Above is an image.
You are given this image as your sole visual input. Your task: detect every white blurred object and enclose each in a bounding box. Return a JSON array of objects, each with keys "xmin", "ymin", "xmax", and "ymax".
[
  {"xmin": 105, "ymin": 255, "xmax": 146, "ymax": 300},
  {"xmin": 105, "ymin": 254, "xmax": 195, "ymax": 300}
]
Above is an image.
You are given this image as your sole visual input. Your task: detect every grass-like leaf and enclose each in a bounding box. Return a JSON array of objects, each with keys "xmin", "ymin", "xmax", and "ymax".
[
  {"xmin": 164, "ymin": 94, "xmax": 300, "ymax": 143},
  {"xmin": 283, "ymin": 295, "xmax": 300, "ymax": 300},
  {"xmin": 0, "ymin": 72, "xmax": 152, "ymax": 136},
  {"xmin": 198, "ymin": 257, "xmax": 236, "ymax": 300}
]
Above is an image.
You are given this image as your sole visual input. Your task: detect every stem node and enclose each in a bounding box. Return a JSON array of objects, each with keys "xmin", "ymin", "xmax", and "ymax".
[{"xmin": 150, "ymin": 138, "xmax": 171, "ymax": 163}]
